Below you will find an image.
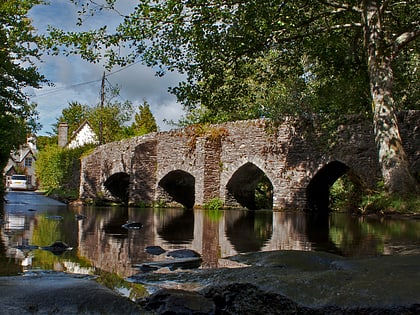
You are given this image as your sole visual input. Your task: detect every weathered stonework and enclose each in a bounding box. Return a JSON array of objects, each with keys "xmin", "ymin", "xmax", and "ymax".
[{"xmin": 79, "ymin": 111, "xmax": 420, "ymax": 211}]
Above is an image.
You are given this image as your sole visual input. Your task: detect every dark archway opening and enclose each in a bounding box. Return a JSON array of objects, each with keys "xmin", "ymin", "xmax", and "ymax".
[
  {"xmin": 307, "ymin": 161, "xmax": 353, "ymax": 214},
  {"xmin": 104, "ymin": 172, "xmax": 130, "ymax": 204},
  {"xmin": 226, "ymin": 163, "xmax": 273, "ymax": 210},
  {"xmin": 159, "ymin": 170, "xmax": 195, "ymax": 209}
]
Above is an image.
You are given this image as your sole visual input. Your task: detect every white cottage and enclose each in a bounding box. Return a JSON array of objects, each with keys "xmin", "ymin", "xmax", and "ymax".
[{"xmin": 58, "ymin": 121, "xmax": 98, "ymax": 149}]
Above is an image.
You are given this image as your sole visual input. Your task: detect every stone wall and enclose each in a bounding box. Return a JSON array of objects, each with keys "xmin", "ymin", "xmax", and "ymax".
[{"xmin": 79, "ymin": 111, "xmax": 420, "ymax": 210}]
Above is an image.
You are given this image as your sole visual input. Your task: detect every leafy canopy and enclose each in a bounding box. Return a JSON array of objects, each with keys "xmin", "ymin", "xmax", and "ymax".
[
  {"xmin": 43, "ymin": 0, "xmax": 418, "ymax": 124},
  {"xmin": 0, "ymin": 0, "xmax": 45, "ymax": 189}
]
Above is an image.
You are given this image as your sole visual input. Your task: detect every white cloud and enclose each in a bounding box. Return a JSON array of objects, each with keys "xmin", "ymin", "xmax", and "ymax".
[{"xmin": 29, "ymin": 0, "xmax": 185, "ymax": 135}]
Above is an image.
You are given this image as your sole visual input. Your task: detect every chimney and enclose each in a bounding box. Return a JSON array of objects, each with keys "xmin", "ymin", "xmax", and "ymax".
[{"xmin": 58, "ymin": 123, "xmax": 69, "ymax": 148}]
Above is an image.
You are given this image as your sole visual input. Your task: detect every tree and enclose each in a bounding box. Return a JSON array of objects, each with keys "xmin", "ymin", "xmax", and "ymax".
[
  {"xmin": 88, "ymin": 100, "xmax": 133, "ymax": 143},
  {"xmin": 48, "ymin": 88, "xmax": 134, "ymax": 144},
  {"xmin": 54, "ymin": 101, "xmax": 90, "ymax": 136},
  {"xmin": 44, "ymin": 0, "xmax": 419, "ymax": 195},
  {"xmin": 0, "ymin": 0, "xmax": 45, "ymax": 192},
  {"xmin": 132, "ymin": 100, "xmax": 158, "ymax": 136}
]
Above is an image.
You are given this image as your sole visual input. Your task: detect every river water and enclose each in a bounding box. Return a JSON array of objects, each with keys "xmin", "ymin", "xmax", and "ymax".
[{"xmin": 1, "ymin": 191, "xmax": 419, "ymax": 279}]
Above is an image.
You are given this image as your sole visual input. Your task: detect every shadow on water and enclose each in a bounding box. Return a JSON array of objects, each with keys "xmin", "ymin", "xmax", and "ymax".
[
  {"xmin": 157, "ymin": 209, "xmax": 194, "ymax": 244},
  {"xmin": 1, "ymin": 192, "xmax": 420, "ymax": 279},
  {"xmin": 225, "ymin": 210, "xmax": 273, "ymax": 253}
]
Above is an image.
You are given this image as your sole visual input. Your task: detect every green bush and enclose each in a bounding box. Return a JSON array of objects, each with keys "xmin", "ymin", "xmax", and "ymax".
[
  {"xmin": 329, "ymin": 175, "xmax": 363, "ymax": 212},
  {"xmin": 36, "ymin": 144, "xmax": 96, "ymax": 197},
  {"xmin": 203, "ymin": 198, "xmax": 224, "ymax": 210},
  {"xmin": 36, "ymin": 145, "xmax": 63, "ymax": 190}
]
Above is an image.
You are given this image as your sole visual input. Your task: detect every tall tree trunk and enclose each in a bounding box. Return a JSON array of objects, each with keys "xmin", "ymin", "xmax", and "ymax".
[{"xmin": 363, "ymin": 1, "xmax": 419, "ymax": 195}]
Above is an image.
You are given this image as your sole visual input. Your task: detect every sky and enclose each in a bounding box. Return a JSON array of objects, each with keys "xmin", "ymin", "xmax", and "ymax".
[{"xmin": 27, "ymin": 0, "xmax": 185, "ymax": 136}]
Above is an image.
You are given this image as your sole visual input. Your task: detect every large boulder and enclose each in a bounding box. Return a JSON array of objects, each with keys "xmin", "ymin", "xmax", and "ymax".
[{"xmin": 0, "ymin": 273, "xmax": 141, "ymax": 315}]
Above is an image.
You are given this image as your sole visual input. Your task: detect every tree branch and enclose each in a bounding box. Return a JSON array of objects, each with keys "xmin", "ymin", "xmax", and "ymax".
[
  {"xmin": 273, "ymin": 22, "xmax": 362, "ymax": 44},
  {"xmin": 321, "ymin": 0, "xmax": 362, "ymax": 13},
  {"xmin": 392, "ymin": 26, "xmax": 420, "ymax": 59}
]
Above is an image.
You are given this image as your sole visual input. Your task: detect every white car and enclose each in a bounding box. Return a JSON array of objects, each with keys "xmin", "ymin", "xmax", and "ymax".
[{"xmin": 8, "ymin": 175, "xmax": 28, "ymax": 190}]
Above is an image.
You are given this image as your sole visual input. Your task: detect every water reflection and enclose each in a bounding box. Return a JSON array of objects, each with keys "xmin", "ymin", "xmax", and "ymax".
[{"xmin": 1, "ymin": 201, "xmax": 419, "ymax": 277}]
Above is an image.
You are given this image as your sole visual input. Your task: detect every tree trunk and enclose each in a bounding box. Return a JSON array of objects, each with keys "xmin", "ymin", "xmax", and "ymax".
[{"xmin": 364, "ymin": 1, "xmax": 419, "ymax": 195}]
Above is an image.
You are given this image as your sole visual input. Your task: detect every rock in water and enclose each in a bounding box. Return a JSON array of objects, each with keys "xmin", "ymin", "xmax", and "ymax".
[
  {"xmin": 41, "ymin": 241, "xmax": 72, "ymax": 255},
  {"xmin": 139, "ymin": 288, "xmax": 215, "ymax": 315},
  {"xmin": 145, "ymin": 245, "xmax": 166, "ymax": 255},
  {"xmin": 135, "ymin": 257, "xmax": 202, "ymax": 273},
  {"xmin": 167, "ymin": 249, "xmax": 201, "ymax": 258},
  {"xmin": 122, "ymin": 222, "xmax": 143, "ymax": 229}
]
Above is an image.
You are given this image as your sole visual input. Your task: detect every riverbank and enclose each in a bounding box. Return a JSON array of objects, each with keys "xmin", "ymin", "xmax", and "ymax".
[{"xmin": 1, "ymin": 251, "xmax": 419, "ymax": 314}]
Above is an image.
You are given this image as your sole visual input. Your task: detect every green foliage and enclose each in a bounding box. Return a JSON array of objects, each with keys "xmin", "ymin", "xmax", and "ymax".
[
  {"xmin": 0, "ymin": 0, "xmax": 45, "ymax": 196},
  {"xmin": 153, "ymin": 199, "xmax": 168, "ymax": 208},
  {"xmin": 132, "ymin": 100, "xmax": 158, "ymax": 136},
  {"xmin": 43, "ymin": 1, "xmax": 418, "ymax": 123},
  {"xmin": 88, "ymin": 99, "xmax": 134, "ymax": 143},
  {"xmin": 36, "ymin": 135, "xmax": 58, "ymax": 151},
  {"xmin": 36, "ymin": 143, "xmax": 95, "ymax": 196},
  {"xmin": 255, "ymin": 174, "xmax": 273, "ymax": 210},
  {"xmin": 329, "ymin": 175, "xmax": 363, "ymax": 213},
  {"xmin": 35, "ymin": 144, "xmax": 63, "ymax": 190},
  {"xmin": 203, "ymin": 198, "xmax": 224, "ymax": 211},
  {"xmin": 50, "ymin": 89, "xmax": 135, "ymax": 144},
  {"xmin": 360, "ymin": 191, "xmax": 420, "ymax": 214},
  {"xmin": 54, "ymin": 101, "xmax": 90, "ymax": 136}
]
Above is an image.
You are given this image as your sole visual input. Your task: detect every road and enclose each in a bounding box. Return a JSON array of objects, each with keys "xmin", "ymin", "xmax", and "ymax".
[{"xmin": 4, "ymin": 191, "xmax": 65, "ymax": 207}]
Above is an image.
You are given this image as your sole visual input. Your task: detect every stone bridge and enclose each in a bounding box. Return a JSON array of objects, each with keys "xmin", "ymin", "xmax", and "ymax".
[{"xmin": 80, "ymin": 111, "xmax": 419, "ymax": 212}]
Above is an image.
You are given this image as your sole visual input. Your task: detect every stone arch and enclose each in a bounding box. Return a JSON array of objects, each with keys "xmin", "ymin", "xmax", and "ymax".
[
  {"xmin": 226, "ymin": 162, "xmax": 274, "ymax": 210},
  {"xmin": 104, "ymin": 172, "xmax": 130, "ymax": 203},
  {"xmin": 158, "ymin": 170, "xmax": 195, "ymax": 209},
  {"xmin": 307, "ymin": 160, "xmax": 362, "ymax": 213}
]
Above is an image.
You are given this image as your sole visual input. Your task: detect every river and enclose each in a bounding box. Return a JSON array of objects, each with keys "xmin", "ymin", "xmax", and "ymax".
[{"xmin": 1, "ymin": 191, "xmax": 419, "ymax": 279}]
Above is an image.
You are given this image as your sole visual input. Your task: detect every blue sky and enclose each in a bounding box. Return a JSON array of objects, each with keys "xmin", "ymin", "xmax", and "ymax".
[{"xmin": 27, "ymin": 0, "xmax": 185, "ymax": 136}]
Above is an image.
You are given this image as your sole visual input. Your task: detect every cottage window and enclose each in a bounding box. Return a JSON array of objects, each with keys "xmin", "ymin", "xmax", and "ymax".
[{"xmin": 25, "ymin": 157, "xmax": 33, "ymax": 167}]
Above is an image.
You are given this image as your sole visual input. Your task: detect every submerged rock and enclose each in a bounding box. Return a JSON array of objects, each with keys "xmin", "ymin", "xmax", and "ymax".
[
  {"xmin": 145, "ymin": 245, "xmax": 166, "ymax": 255},
  {"xmin": 41, "ymin": 241, "xmax": 72, "ymax": 255},
  {"xmin": 122, "ymin": 222, "xmax": 143, "ymax": 229},
  {"xmin": 167, "ymin": 249, "xmax": 201, "ymax": 259},
  {"xmin": 135, "ymin": 257, "xmax": 203, "ymax": 273}
]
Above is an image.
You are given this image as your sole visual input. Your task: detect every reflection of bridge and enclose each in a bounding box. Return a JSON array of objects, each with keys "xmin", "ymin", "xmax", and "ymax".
[
  {"xmin": 77, "ymin": 208, "xmax": 315, "ymax": 277},
  {"xmin": 80, "ymin": 112, "xmax": 419, "ymax": 212}
]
